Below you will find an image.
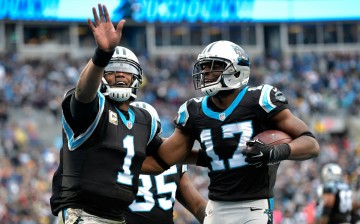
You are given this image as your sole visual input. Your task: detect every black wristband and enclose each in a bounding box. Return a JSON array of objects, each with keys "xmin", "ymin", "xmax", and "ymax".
[
  {"xmin": 153, "ymin": 152, "xmax": 170, "ymax": 171},
  {"xmin": 299, "ymin": 131, "xmax": 316, "ymax": 139},
  {"xmin": 272, "ymin": 143, "xmax": 291, "ymax": 162},
  {"xmin": 196, "ymin": 149, "xmax": 209, "ymax": 167},
  {"xmin": 92, "ymin": 47, "xmax": 115, "ymax": 67}
]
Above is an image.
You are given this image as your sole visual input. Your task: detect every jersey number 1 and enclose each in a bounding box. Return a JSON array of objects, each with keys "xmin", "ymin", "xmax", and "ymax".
[{"xmin": 117, "ymin": 135, "xmax": 135, "ymax": 186}]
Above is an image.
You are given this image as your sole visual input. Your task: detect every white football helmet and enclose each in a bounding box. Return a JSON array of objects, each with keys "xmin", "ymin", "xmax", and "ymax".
[
  {"xmin": 321, "ymin": 163, "xmax": 342, "ymax": 183},
  {"xmin": 130, "ymin": 101, "xmax": 162, "ymax": 136},
  {"xmin": 192, "ymin": 40, "xmax": 250, "ymax": 96},
  {"xmin": 101, "ymin": 46, "xmax": 143, "ymax": 102}
]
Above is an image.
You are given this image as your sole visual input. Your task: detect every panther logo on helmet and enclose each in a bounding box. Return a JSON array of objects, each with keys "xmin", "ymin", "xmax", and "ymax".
[{"xmin": 232, "ymin": 45, "xmax": 246, "ymax": 58}]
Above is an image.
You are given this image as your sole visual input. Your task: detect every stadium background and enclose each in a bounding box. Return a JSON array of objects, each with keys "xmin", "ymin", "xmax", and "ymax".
[{"xmin": 1, "ymin": 0, "xmax": 360, "ymax": 223}]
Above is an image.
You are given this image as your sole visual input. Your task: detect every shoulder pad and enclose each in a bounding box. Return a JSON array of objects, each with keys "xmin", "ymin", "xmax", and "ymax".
[
  {"xmin": 188, "ymin": 97, "xmax": 204, "ymax": 105},
  {"xmin": 247, "ymin": 85, "xmax": 265, "ymax": 92}
]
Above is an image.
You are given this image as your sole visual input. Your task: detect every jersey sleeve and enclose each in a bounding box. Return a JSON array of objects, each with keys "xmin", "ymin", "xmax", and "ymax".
[
  {"xmin": 146, "ymin": 135, "xmax": 163, "ymax": 156},
  {"xmin": 147, "ymin": 109, "xmax": 160, "ymax": 145},
  {"xmin": 250, "ymin": 84, "xmax": 289, "ymax": 120},
  {"xmin": 173, "ymin": 98, "xmax": 201, "ymax": 135},
  {"xmin": 62, "ymin": 90, "xmax": 106, "ymax": 151}
]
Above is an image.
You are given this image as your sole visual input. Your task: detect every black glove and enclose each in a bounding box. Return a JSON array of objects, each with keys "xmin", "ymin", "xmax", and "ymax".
[{"xmin": 242, "ymin": 139, "xmax": 291, "ymax": 167}]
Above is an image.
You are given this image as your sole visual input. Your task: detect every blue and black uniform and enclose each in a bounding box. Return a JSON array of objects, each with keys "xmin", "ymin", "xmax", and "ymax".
[
  {"xmin": 317, "ymin": 181, "xmax": 353, "ymax": 223},
  {"xmin": 175, "ymin": 84, "xmax": 288, "ymax": 206},
  {"xmin": 125, "ymin": 164, "xmax": 187, "ymax": 224},
  {"xmin": 50, "ymin": 89, "xmax": 162, "ymax": 221}
]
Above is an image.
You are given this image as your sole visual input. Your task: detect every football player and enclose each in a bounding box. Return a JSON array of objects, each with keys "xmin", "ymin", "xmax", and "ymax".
[
  {"xmin": 50, "ymin": 4, "xmax": 163, "ymax": 224},
  {"xmin": 316, "ymin": 163, "xmax": 353, "ymax": 224},
  {"xmin": 146, "ymin": 40, "xmax": 320, "ymax": 224},
  {"xmin": 125, "ymin": 101, "xmax": 206, "ymax": 224}
]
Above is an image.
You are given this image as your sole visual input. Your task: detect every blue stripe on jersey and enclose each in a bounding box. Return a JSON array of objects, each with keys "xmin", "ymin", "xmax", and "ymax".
[
  {"xmin": 182, "ymin": 164, "xmax": 187, "ymax": 173},
  {"xmin": 63, "ymin": 209, "xmax": 67, "ymax": 221},
  {"xmin": 115, "ymin": 107, "xmax": 135, "ymax": 130},
  {"xmin": 269, "ymin": 198, "xmax": 274, "ymax": 210},
  {"xmin": 202, "ymin": 86, "xmax": 248, "ymax": 121},
  {"xmin": 63, "ymin": 91, "xmax": 105, "ymax": 151},
  {"xmin": 259, "ymin": 84, "xmax": 276, "ymax": 113},
  {"xmin": 147, "ymin": 115, "xmax": 158, "ymax": 144},
  {"xmin": 176, "ymin": 102, "xmax": 189, "ymax": 126}
]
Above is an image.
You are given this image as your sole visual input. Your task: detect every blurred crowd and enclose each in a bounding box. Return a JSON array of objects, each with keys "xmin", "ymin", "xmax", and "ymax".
[{"xmin": 1, "ymin": 50, "xmax": 360, "ymax": 223}]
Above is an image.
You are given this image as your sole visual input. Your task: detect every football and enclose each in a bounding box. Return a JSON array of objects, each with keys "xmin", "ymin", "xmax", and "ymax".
[{"xmin": 253, "ymin": 130, "xmax": 293, "ymax": 145}]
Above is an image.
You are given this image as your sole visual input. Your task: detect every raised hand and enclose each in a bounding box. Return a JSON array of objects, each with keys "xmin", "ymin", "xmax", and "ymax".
[{"xmin": 87, "ymin": 4, "xmax": 126, "ymax": 52}]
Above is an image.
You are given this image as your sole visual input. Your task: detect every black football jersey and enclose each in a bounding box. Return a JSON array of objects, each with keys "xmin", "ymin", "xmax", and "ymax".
[
  {"xmin": 174, "ymin": 84, "xmax": 288, "ymax": 201},
  {"xmin": 50, "ymin": 90, "xmax": 160, "ymax": 220},
  {"xmin": 316, "ymin": 182, "xmax": 352, "ymax": 223},
  {"xmin": 124, "ymin": 164, "xmax": 186, "ymax": 224}
]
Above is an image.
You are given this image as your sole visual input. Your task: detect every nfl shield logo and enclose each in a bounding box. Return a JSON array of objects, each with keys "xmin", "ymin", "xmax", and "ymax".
[
  {"xmin": 127, "ymin": 121, "xmax": 133, "ymax": 129},
  {"xmin": 219, "ymin": 113, "xmax": 226, "ymax": 121}
]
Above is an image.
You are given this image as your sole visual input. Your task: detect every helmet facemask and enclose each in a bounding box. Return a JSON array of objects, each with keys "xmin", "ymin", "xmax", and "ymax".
[
  {"xmin": 192, "ymin": 57, "xmax": 250, "ymax": 97},
  {"xmin": 192, "ymin": 41, "xmax": 251, "ymax": 97},
  {"xmin": 101, "ymin": 75, "xmax": 141, "ymax": 102},
  {"xmin": 321, "ymin": 163, "xmax": 342, "ymax": 183},
  {"xmin": 192, "ymin": 59, "xmax": 225, "ymax": 96},
  {"xmin": 101, "ymin": 47, "xmax": 143, "ymax": 102}
]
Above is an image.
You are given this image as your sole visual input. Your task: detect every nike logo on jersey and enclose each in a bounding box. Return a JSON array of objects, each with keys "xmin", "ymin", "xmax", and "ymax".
[
  {"xmin": 250, "ymin": 207, "xmax": 263, "ymax": 211},
  {"xmin": 252, "ymin": 151, "xmax": 263, "ymax": 158}
]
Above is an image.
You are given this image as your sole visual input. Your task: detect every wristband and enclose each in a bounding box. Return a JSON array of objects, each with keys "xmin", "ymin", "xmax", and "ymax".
[
  {"xmin": 153, "ymin": 152, "xmax": 170, "ymax": 171},
  {"xmin": 299, "ymin": 131, "xmax": 316, "ymax": 139},
  {"xmin": 196, "ymin": 149, "xmax": 209, "ymax": 167},
  {"xmin": 92, "ymin": 47, "xmax": 115, "ymax": 67},
  {"xmin": 271, "ymin": 143, "xmax": 291, "ymax": 162}
]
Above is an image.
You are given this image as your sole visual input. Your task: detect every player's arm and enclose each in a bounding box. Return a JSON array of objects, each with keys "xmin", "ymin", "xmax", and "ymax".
[
  {"xmin": 75, "ymin": 4, "xmax": 125, "ymax": 103},
  {"xmin": 75, "ymin": 58, "xmax": 105, "ymax": 103},
  {"xmin": 272, "ymin": 109, "xmax": 320, "ymax": 160},
  {"xmin": 157, "ymin": 128, "xmax": 195, "ymax": 166},
  {"xmin": 141, "ymin": 146, "xmax": 200, "ymax": 174},
  {"xmin": 141, "ymin": 156, "xmax": 164, "ymax": 175},
  {"xmin": 353, "ymin": 201, "xmax": 360, "ymax": 210},
  {"xmin": 243, "ymin": 108, "xmax": 319, "ymax": 166},
  {"xmin": 317, "ymin": 192, "xmax": 335, "ymax": 224},
  {"xmin": 180, "ymin": 148, "xmax": 200, "ymax": 164},
  {"xmin": 176, "ymin": 173, "xmax": 207, "ymax": 223}
]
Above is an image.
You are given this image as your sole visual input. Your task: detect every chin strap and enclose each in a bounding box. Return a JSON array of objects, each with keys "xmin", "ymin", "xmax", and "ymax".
[
  {"xmin": 101, "ymin": 78, "xmax": 140, "ymax": 102},
  {"xmin": 201, "ymin": 83, "xmax": 221, "ymax": 96}
]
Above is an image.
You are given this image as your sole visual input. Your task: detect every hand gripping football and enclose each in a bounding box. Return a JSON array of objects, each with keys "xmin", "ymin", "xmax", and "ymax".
[{"xmin": 253, "ymin": 130, "xmax": 293, "ymax": 145}]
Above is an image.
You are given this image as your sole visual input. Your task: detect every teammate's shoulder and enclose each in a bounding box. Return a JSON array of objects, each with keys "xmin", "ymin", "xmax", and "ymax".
[
  {"xmin": 130, "ymin": 104, "xmax": 150, "ymax": 118},
  {"xmin": 186, "ymin": 97, "xmax": 204, "ymax": 105},
  {"xmin": 175, "ymin": 97, "xmax": 203, "ymax": 127},
  {"xmin": 179, "ymin": 97, "xmax": 204, "ymax": 114},
  {"xmin": 246, "ymin": 84, "xmax": 287, "ymax": 102},
  {"xmin": 246, "ymin": 84, "xmax": 276, "ymax": 93}
]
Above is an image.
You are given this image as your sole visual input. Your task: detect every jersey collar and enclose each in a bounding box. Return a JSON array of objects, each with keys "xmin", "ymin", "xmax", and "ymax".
[
  {"xmin": 115, "ymin": 107, "xmax": 135, "ymax": 130},
  {"xmin": 201, "ymin": 86, "xmax": 248, "ymax": 121}
]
